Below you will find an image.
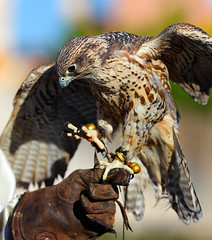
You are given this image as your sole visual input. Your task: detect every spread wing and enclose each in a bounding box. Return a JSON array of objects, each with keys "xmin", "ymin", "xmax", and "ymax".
[
  {"xmin": 0, "ymin": 63, "xmax": 96, "ymax": 187},
  {"xmin": 138, "ymin": 22, "xmax": 212, "ymax": 104}
]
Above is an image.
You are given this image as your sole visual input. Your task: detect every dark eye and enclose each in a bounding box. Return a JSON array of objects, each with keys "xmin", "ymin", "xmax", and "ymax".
[{"xmin": 68, "ymin": 64, "xmax": 76, "ymax": 72}]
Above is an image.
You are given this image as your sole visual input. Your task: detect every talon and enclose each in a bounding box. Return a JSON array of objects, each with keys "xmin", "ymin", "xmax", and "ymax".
[
  {"xmin": 93, "ymin": 161, "xmax": 100, "ymax": 170},
  {"xmin": 130, "ymin": 174, "xmax": 134, "ymax": 180},
  {"xmin": 63, "ymin": 122, "xmax": 107, "ymax": 154},
  {"xmin": 100, "ymin": 142, "xmax": 109, "ymax": 159},
  {"xmin": 81, "ymin": 125, "xmax": 105, "ymax": 150},
  {"xmin": 98, "ymin": 151, "xmax": 141, "ymax": 180},
  {"xmin": 99, "ymin": 158, "xmax": 134, "ymax": 181}
]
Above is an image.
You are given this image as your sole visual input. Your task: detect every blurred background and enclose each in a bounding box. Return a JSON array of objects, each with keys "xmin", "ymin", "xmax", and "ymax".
[{"xmin": 0, "ymin": 0, "xmax": 212, "ymax": 239}]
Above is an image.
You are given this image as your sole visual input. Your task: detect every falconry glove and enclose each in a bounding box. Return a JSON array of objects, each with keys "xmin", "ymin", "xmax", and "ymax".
[{"xmin": 11, "ymin": 168, "xmax": 130, "ymax": 240}]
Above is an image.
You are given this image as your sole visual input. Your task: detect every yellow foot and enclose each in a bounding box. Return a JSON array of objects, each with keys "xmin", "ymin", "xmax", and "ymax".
[
  {"xmin": 99, "ymin": 159, "xmax": 134, "ymax": 181},
  {"xmin": 64, "ymin": 122, "xmax": 105, "ymax": 151},
  {"xmin": 98, "ymin": 152, "xmax": 141, "ymax": 180}
]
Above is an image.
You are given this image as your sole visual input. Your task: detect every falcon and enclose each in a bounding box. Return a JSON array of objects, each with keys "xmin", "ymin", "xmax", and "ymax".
[{"xmin": 1, "ymin": 22, "xmax": 211, "ymax": 224}]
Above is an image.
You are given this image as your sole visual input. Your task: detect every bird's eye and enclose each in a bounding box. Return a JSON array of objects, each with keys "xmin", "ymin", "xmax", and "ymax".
[{"xmin": 68, "ymin": 64, "xmax": 76, "ymax": 73}]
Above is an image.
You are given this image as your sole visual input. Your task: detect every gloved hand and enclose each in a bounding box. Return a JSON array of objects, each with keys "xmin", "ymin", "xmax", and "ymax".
[{"xmin": 11, "ymin": 168, "xmax": 130, "ymax": 240}]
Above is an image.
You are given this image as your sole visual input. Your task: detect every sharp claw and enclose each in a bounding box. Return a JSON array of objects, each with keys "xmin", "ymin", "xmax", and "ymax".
[
  {"xmin": 62, "ymin": 122, "xmax": 71, "ymax": 135},
  {"xmin": 63, "ymin": 121, "xmax": 71, "ymax": 131},
  {"xmin": 101, "ymin": 151, "xmax": 106, "ymax": 158},
  {"xmin": 130, "ymin": 174, "xmax": 134, "ymax": 180},
  {"xmin": 93, "ymin": 161, "xmax": 100, "ymax": 169},
  {"xmin": 63, "ymin": 122, "xmax": 108, "ymax": 157},
  {"xmin": 97, "ymin": 150, "xmax": 142, "ymax": 181},
  {"xmin": 98, "ymin": 158, "xmax": 135, "ymax": 181},
  {"xmin": 61, "ymin": 131, "xmax": 65, "ymax": 137},
  {"xmin": 100, "ymin": 143, "xmax": 109, "ymax": 159},
  {"xmin": 103, "ymin": 143, "xmax": 109, "ymax": 157}
]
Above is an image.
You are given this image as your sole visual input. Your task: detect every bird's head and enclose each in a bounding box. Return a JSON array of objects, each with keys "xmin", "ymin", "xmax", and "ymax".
[{"xmin": 56, "ymin": 36, "xmax": 108, "ymax": 88}]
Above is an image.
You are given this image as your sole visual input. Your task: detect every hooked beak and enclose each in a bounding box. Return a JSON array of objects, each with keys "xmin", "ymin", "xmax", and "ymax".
[{"xmin": 59, "ymin": 76, "xmax": 73, "ymax": 88}]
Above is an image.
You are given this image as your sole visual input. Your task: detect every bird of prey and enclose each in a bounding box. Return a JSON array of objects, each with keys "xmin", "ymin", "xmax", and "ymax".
[{"xmin": 1, "ymin": 22, "xmax": 211, "ymax": 224}]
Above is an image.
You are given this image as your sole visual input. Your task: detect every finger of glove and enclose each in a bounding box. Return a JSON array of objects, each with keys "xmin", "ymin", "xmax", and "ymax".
[
  {"xmin": 81, "ymin": 193, "xmax": 116, "ymax": 214},
  {"xmin": 86, "ymin": 213, "xmax": 115, "ymax": 230},
  {"xmin": 106, "ymin": 169, "xmax": 131, "ymax": 186},
  {"xmin": 88, "ymin": 183, "xmax": 119, "ymax": 201}
]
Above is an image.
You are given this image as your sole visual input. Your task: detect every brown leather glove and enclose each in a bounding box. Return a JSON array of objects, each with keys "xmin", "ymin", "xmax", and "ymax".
[{"xmin": 11, "ymin": 168, "xmax": 130, "ymax": 240}]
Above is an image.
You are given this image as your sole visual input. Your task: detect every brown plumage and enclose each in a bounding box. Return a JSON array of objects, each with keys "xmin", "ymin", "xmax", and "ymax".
[
  {"xmin": 1, "ymin": 22, "xmax": 212, "ymax": 223},
  {"xmin": 0, "ymin": 64, "xmax": 96, "ymax": 186}
]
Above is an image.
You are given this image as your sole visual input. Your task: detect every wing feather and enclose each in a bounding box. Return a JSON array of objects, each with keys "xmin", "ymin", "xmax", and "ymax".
[
  {"xmin": 138, "ymin": 22, "xmax": 212, "ymax": 104},
  {"xmin": 0, "ymin": 63, "xmax": 96, "ymax": 186}
]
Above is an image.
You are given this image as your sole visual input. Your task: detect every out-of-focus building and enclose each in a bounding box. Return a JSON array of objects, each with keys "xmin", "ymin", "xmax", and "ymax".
[
  {"xmin": 105, "ymin": 0, "xmax": 212, "ymax": 32},
  {"xmin": 0, "ymin": 0, "xmax": 65, "ymax": 132},
  {"xmin": 59, "ymin": 0, "xmax": 212, "ymax": 34},
  {"xmin": 0, "ymin": 0, "xmax": 29, "ymax": 132}
]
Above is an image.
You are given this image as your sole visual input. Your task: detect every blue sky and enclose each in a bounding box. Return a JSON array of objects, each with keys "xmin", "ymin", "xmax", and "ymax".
[
  {"xmin": 14, "ymin": 0, "xmax": 113, "ymax": 55},
  {"xmin": 15, "ymin": 0, "xmax": 69, "ymax": 54}
]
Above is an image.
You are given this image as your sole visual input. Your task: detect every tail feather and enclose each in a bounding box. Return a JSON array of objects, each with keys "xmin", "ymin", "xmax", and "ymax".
[
  {"xmin": 165, "ymin": 129, "xmax": 203, "ymax": 224},
  {"xmin": 124, "ymin": 121, "xmax": 203, "ymax": 224}
]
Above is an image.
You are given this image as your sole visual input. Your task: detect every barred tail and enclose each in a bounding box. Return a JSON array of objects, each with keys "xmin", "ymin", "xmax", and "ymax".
[{"xmin": 165, "ymin": 129, "xmax": 203, "ymax": 224}]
